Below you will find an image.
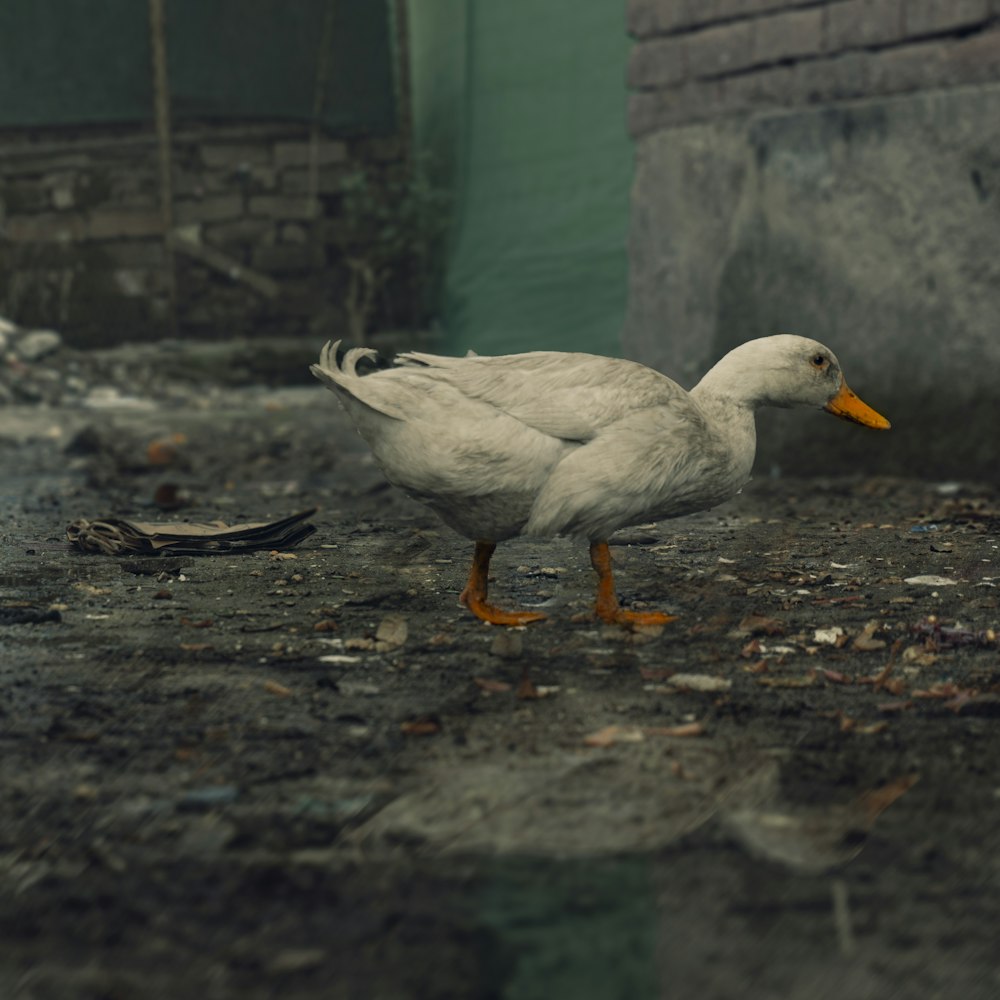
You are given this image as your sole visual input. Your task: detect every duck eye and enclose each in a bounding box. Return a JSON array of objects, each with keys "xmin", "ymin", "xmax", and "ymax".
[{"xmin": 811, "ymin": 354, "xmax": 827, "ymax": 368}]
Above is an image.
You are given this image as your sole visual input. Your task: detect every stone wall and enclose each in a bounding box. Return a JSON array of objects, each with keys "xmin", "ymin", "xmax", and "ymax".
[
  {"xmin": 624, "ymin": 1, "xmax": 1000, "ymax": 479},
  {"xmin": 0, "ymin": 124, "xmax": 404, "ymax": 347},
  {"xmin": 628, "ymin": 0, "xmax": 1000, "ymax": 135}
]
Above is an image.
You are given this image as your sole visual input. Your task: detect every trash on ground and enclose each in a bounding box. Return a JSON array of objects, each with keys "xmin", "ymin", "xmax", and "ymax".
[{"xmin": 66, "ymin": 508, "xmax": 317, "ymax": 556}]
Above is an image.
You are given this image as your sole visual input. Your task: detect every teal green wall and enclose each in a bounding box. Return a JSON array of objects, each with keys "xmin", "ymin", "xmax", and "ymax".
[
  {"xmin": 409, "ymin": 0, "xmax": 632, "ymax": 356},
  {"xmin": 0, "ymin": 0, "xmax": 395, "ymax": 134}
]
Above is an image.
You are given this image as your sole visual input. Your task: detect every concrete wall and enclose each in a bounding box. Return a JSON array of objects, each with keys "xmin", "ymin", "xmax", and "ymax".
[
  {"xmin": 0, "ymin": 124, "xmax": 403, "ymax": 347},
  {"xmin": 624, "ymin": 1, "xmax": 1000, "ymax": 479}
]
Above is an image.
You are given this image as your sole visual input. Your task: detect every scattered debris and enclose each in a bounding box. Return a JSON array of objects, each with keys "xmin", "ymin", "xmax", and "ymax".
[
  {"xmin": 400, "ymin": 716, "xmax": 441, "ymax": 736},
  {"xmin": 515, "ymin": 672, "xmax": 558, "ymax": 700},
  {"xmin": 265, "ymin": 948, "xmax": 327, "ymax": 976},
  {"xmin": 178, "ymin": 785, "xmax": 239, "ymax": 810},
  {"xmin": 374, "ymin": 614, "xmax": 408, "ymax": 652},
  {"xmin": 583, "ymin": 721, "xmax": 705, "ymax": 747},
  {"xmin": 814, "ymin": 626, "xmax": 847, "ymax": 646},
  {"xmin": 583, "ymin": 725, "xmax": 645, "ymax": 748},
  {"xmin": 903, "ymin": 575, "xmax": 958, "ymax": 587},
  {"xmin": 756, "ymin": 674, "xmax": 816, "ymax": 688},
  {"xmin": 667, "ymin": 673, "xmax": 732, "ymax": 692},
  {"xmin": 735, "ymin": 614, "xmax": 785, "ymax": 637},
  {"xmin": 66, "ymin": 508, "xmax": 317, "ymax": 556},
  {"xmin": 852, "ymin": 621, "xmax": 887, "ymax": 652},
  {"xmin": 913, "ymin": 682, "xmax": 966, "ymax": 700},
  {"xmin": 901, "ymin": 645, "xmax": 938, "ymax": 667},
  {"xmin": 911, "ymin": 618, "xmax": 997, "ymax": 648},
  {"xmin": 146, "ymin": 432, "xmax": 187, "ymax": 466},
  {"xmin": 474, "ymin": 677, "xmax": 512, "ymax": 694},
  {"xmin": 648, "ymin": 722, "xmax": 705, "ymax": 738}
]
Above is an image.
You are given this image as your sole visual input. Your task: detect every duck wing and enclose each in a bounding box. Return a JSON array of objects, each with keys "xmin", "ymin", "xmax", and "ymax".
[{"xmin": 395, "ymin": 350, "xmax": 686, "ymax": 442}]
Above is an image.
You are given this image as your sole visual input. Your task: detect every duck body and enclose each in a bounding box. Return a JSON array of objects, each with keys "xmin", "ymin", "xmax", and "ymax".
[
  {"xmin": 312, "ymin": 346, "xmax": 757, "ymax": 540},
  {"xmin": 311, "ymin": 335, "xmax": 889, "ymax": 626}
]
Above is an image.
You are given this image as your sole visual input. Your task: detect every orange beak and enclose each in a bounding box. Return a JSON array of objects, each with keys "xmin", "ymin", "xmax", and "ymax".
[{"xmin": 824, "ymin": 381, "xmax": 891, "ymax": 430}]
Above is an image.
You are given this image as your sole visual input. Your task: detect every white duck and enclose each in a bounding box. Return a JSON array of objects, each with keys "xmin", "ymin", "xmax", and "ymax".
[{"xmin": 311, "ymin": 336, "xmax": 889, "ymax": 627}]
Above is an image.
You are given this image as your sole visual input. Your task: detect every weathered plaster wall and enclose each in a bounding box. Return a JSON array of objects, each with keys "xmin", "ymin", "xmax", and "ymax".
[{"xmin": 625, "ymin": 1, "xmax": 1000, "ymax": 478}]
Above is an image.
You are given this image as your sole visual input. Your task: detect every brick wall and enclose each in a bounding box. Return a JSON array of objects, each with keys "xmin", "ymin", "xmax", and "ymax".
[
  {"xmin": 0, "ymin": 123, "xmax": 405, "ymax": 347},
  {"xmin": 628, "ymin": 0, "xmax": 1000, "ymax": 136}
]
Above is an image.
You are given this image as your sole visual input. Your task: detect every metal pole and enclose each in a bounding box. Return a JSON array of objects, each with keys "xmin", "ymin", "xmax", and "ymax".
[{"xmin": 148, "ymin": 0, "xmax": 177, "ymax": 333}]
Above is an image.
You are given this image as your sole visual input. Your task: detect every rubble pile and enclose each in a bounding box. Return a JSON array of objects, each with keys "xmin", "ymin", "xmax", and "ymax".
[{"xmin": 0, "ymin": 315, "xmax": 325, "ymax": 408}]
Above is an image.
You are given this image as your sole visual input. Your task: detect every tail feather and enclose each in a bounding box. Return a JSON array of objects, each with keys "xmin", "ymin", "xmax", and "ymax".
[
  {"xmin": 310, "ymin": 339, "xmax": 407, "ymax": 420},
  {"xmin": 395, "ymin": 349, "xmax": 468, "ymax": 369}
]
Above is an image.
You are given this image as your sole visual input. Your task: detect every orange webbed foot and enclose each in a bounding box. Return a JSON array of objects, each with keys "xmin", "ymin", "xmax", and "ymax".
[
  {"xmin": 590, "ymin": 540, "xmax": 677, "ymax": 630},
  {"xmin": 460, "ymin": 541, "xmax": 547, "ymax": 627},
  {"xmin": 460, "ymin": 590, "xmax": 548, "ymax": 627},
  {"xmin": 597, "ymin": 607, "xmax": 678, "ymax": 628}
]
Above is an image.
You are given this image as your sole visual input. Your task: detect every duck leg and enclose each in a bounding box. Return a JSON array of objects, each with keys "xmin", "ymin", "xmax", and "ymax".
[
  {"xmin": 590, "ymin": 540, "xmax": 677, "ymax": 627},
  {"xmin": 460, "ymin": 541, "xmax": 548, "ymax": 626}
]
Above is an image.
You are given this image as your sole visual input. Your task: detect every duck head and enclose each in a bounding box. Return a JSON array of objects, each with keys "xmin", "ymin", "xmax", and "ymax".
[{"xmin": 701, "ymin": 335, "xmax": 890, "ymax": 430}]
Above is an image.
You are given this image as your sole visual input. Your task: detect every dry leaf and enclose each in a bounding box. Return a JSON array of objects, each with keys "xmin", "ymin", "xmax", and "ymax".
[
  {"xmin": 345, "ymin": 636, "xmax": 376, "ymax": 651},
  {"xmin": 263, "ymin": 679, "xmax": 292, "ymax": 697},
  {"xmin": 645, "ymin": 722, "xmax": 705, "ymax": 738},
  {"xmin": 147, "ymin": 432, "xmax": 186, "ymax": 466},
  {"xmin": 944, "ymin": 693, "xmax": 1000, "ymax": 715},
  {"xmin": 474, "ymin": 677, "xmax": 513, "ymax": 694},
  {"xmin": 913, "ymin": 682, "xmax": 964, "ymax": 699},
  {"xmin": 756, "ymin": 674, "xmax": 816, "ymax": 688},
  {"xmin": 516, "ymin": 674, "xmax": 558, "ymax": 700},
  {"xmin": 852, "ymin": 621, "xmax": 887, "ymax": 652},
  {"xmin": 820, "ymin": 669, "xmax": 852, "ymax": 684},
  {"xmin": 858, "ymin": 774, "xmax": 919, "ymax": 822},
  {"xmin": 582, "ymin": 725, "xmax": 645, "ymax": 748},
  {"xmin": 737, "ymin": 614, "xmax": 785, "ymax": 636},
  {"xmin": 854, "ymin": 721, "xmax": 889, "ymax": 735},
  {"xmin": 877, "ymin": 699, "xmax": 914, "ymax": 713},
  {"xmin": 400, "ymin": 717, "xmax": 441, "ymax": 736},
  {"xmin": 180, "ymin": 617, "xmax": 213, "ymax": 629},
  {"xmin": 639, "ymin": 667, "xmax": 675, "ymax": 681},
  {"xmin": 901, "ymin": 645, "xmax": 938, "ymax": 667},
  {"xmin": 668, "ymin": 673, "xmax": 732, "ymax": 692}
]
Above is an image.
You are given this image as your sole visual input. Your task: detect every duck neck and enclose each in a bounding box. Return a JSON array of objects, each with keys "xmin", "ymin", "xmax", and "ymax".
[
  {"xmin": 689, "ymin": 364, "xmax": 759, "ymax": 474},
  {"xmin": 690, "ymin": 352, "xmax": 768, "ymax": 411}
]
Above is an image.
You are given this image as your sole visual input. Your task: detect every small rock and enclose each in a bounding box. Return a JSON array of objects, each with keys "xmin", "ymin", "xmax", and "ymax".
[
  {"xmin": 17, "ymin": 329, "xmax": 62, "ymax": 361},
  {"xmin": 266, "ymin": 948, "xmax": 326, "ymax": 975},
  {"xmin": 814, "ymin": 626, "xmax": 846, "ymax": 645},
  {"xmin": 668, "ymin": 673, "xmax": 732, "ymax": 692},
  {"xmin": 178, "ymin": 785, "xmax": 239, "ymax": 810},
  {"xmin": 374, "ymin": 614, "xmax": 408, "ymax": 651}
]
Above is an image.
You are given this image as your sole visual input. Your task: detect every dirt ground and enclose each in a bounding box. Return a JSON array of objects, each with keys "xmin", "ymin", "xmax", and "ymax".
[{"xmin": 2, "ymin": 347, "xmax": 1000, "ymax": 999}]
